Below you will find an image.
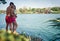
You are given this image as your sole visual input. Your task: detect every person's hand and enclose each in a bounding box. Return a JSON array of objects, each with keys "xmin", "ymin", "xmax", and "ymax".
[
  {"xmin": 15, "ymin": 16, "xmax": 17, "ymax": 17},
  {"xmin": 14, "ymin": 14, "xmax": 17, "ymax": 18}
]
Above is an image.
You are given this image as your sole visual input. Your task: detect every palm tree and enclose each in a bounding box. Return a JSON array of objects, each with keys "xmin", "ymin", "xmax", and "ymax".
[
  {"xmin": 0, "ymin": 0, "xmax": 7, "ymax": 4},
  {"xmin": 47, "ymin": 18, "xmax": 60, "ymax": 41},
  {"xmin": 48, "ymin": 18, "xmax": 60, "ymax": 29}
]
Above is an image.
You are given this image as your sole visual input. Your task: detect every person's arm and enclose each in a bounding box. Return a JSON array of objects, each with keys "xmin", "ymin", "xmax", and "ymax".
[{"xmin": 14, "ymin": 5, "xmax": 17, "ymax": 17}]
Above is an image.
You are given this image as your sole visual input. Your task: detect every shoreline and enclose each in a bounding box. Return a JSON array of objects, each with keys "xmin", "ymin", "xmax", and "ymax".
[{"xmin": 0, "ymin": 30, "xmax": 42, "ymax": 41}]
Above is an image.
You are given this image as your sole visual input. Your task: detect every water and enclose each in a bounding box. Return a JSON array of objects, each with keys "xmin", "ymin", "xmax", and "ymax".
[{"xmin": 0, "ymin": 14, "xmax": 60, "ymax": 41}]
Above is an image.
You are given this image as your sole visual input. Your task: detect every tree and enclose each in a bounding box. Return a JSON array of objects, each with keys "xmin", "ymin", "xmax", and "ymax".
[
  {"xmin": 51, "ymin": 7, "xmax": 60, "ymax": 11},
  {"xmin": 48, "ymin": 18, "xmax": 60, "ymax": 29},
  {"xmin": 0, "ymin": 0, "xmax": 7, "ymax": 4}
]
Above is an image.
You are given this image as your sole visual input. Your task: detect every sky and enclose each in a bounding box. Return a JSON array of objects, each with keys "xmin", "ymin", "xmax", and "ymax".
[{"xmin": 0, "ymin": 0, "xmax": 60, "ymax": 10}]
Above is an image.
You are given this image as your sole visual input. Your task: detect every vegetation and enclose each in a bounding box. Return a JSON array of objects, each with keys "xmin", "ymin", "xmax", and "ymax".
[
  {"xmin": 0, "ymin": 0, "xmax": 60, "ymax": 14},
  {"xmin": 51, "ymin": 7, "xmax": 60, "ymax": 14},
  {"xmin": 0, "ymin": 30, "xmax": 30, "ymax": 41},
  {"xmin": 0, "ymin": 10, "xmax": 6, "ymax": 14},
  {"xmin": 0, "ymin": 7, "xmax": 60, "ymax": 14},
  {"xmin": 19, "ymin": 7, "xmax": 50, "ymax": 14},
  {"xmin": 19, "ymin": 7, "xmax": 60, "ymax": 14},
  {"xmin": 47, "ymin": 18, "xmax": 60, "ymax": 41},
  {"xmin": 50, "ymin": 33, "xmax": 60, "ymax": 41},
  {"xmin": 0, "ymin": 0, "xmax": 7, "ymax": 4},
  {"xmin": 51, "ymin": 7, "xmax": 60, "ymax": 11},
  {"xmin": 48, "ymin": 18, "xmax": 60, "ymax": 29}
]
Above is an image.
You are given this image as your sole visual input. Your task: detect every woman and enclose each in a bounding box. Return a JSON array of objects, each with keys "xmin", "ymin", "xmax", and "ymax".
[
  {"xmin": 5, "ymin": 2, "xmax": 17, "ymax": 34},
  {"xmin": 11, "ymin": 2, "xmax": 18, "ymax": 34}
]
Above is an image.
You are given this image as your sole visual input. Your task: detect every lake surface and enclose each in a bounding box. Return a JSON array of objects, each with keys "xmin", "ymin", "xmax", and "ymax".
[{"xmin": 0, "ymin": 14, "xmax": 60, "ymax": 41}]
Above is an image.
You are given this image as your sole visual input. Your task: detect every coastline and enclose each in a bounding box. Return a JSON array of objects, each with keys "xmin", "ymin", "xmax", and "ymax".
[{"xmin": 0, "ymin": 30, "xmax": 42, "ymax": 41}]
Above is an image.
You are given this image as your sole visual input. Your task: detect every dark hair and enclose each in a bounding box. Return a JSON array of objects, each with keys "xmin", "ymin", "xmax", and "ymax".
[{"xmin": 10, "ymin": 2, "xmax": 14, "ymax": 5}]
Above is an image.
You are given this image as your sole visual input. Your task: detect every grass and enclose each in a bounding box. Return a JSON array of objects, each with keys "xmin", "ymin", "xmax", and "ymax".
[{"xmin": 0, "ymin": 30, "xmax": 30, "ymax": 41}]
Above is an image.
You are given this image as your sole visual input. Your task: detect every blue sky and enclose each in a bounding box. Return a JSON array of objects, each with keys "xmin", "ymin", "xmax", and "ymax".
[{"xmin": 0, "ymin": 0, "xmax": 60, "ymax": 10}]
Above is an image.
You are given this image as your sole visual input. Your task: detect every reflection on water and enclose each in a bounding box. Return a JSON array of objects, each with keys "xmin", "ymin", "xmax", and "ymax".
[{"xmin": 0, "ymin": 14, "xmax": 60, "ymax": 41}]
